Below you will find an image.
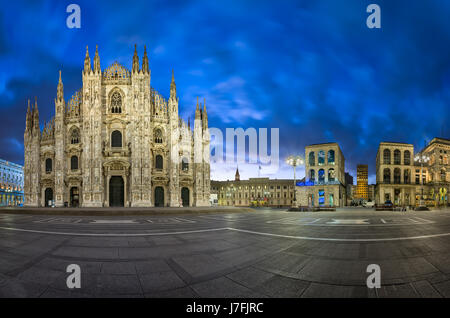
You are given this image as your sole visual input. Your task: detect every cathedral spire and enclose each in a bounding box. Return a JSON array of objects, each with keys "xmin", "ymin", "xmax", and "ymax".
[
  {"xmin": 84, "ymin": 45, "xmax": 91, "ymax": 73},
  {"xmin": 235, "ymin": 166, "xmax": 240, "ymax": 181},
  {"xmin": 142, "ymin": 45, "xmax": 149, "ymax": 74},
  {"xmin": 57, "ymin": 70, "xmax": 64, "ymax": 102},
  {"xmin": 202, "ymin": 98, "xmax": 208, "ymax": 130},
  {"xmin": 132, "ymin": 44, "xmax": 140, "ymax": 73},
  {"xmin": 26, "ymin": 99, "xmax": 32, "ymax": 131},
  {"xmin": 93, "ymin": 44, "xmax": 101, "ymax": 73},
  {"xmin": 195, "ymin": 96, "xmax": 200, "ymax": 120},
  {"xmin": 170, "ymin": 69, "xmax": 176, "ymax": 98},
  {"xmin": 33, "ymin": 97, "xmax": 39, "ymax": 131}
]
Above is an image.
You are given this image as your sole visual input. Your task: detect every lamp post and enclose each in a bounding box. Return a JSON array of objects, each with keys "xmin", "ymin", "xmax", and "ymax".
[
  {"xmin": 286, "ymin": 155, "xmax": 304, "ymax": 207},
  {"xmin": 414, "ymin": 153, "xmax": 430, "ymax": 208}
]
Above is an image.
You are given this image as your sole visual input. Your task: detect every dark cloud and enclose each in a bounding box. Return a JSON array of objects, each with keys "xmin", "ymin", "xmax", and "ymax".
[{"xmin": 0, "ymin": 0, "xmax": 449, "ymax": 182}]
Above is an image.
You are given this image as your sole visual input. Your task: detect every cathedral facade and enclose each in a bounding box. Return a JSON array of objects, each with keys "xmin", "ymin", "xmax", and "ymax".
[{"xmin": 24, "ymin": 45, "xmax": 210, "ymax": 208}]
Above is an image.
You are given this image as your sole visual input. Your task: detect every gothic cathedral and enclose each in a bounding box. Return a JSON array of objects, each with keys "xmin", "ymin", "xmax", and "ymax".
[{"xmin": 23, "ymin": 45, "xmax": 210, "ymax": 208}]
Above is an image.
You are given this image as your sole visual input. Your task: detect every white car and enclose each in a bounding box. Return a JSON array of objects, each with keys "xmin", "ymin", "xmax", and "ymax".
[{"xmin": 364, "ymin": 201, "xmax": 375, "ymax": 208}]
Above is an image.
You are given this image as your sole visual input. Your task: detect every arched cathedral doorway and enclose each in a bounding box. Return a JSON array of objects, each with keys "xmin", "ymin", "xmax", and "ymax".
[
  {"xmin": 154, "ymin": 187, "xmax": 164, "ymax": 207},
  {"xmin": 181, "ymin": 187, "xmax": 190, "ymax": 207},
  {"xmin": 109, "ymin": 176, "xmax": 124, "ymax": 207},
  {"xmin": 44, "ymin": 188, "xmax": 53, "ymax": 207},
  {"xmin": 70, "ymin": 187, "xmax": 80, "ymax": 207}
]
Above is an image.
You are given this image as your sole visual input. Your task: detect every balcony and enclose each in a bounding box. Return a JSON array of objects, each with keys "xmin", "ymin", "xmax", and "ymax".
[{"xmin": 103, "ymin": 146, "xmax": 130, "ymax": 157}]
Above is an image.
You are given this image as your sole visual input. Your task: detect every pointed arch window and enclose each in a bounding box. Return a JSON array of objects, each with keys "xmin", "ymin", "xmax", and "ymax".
[
  {"xmin": 154, "ymin": 129, "xmax": 163, "ymax": 143},
  {"xmin": 110, "ymin": 91, "xmax": 122, "ymax": 114},
  {"xmin": 71, "ymin": 128, "xmax": 80, "ymax": 144}
]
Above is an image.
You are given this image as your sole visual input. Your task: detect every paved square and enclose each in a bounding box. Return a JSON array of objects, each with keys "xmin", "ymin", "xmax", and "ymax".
[{"xmin": 0, "ymin": 207, "xmax": 450, "ymax": 298}]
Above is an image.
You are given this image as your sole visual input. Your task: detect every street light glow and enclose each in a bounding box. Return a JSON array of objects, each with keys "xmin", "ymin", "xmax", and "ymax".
[
  {"xmin": 285, "ymin": 155, "xmax": 304, "ymax": 207},
  {"xmin": 414, "ymin": 154, "xmax": 430, "ymax": 163},
  {"xmin": 286, "ymin": 155, "xmax": 304, "ymax": 167}
]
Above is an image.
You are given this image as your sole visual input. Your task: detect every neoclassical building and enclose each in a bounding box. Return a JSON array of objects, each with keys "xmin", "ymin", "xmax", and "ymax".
[
  {"xmin": 211, "ymin": 168, "xmax": 296, "ymax": 207},
  {"xmin": 375, "ymin": 138, "xmax": 450, "ymax": 206},
  {"xmin": 375, "ymin": 142, "xmax": 415, "ymax": 205},
  {"xmin": 24, "ymin": 45, "xmax": 210, "ymax": 208},
  {"xmin": 0, "ymin": 159, "xmax": 24, "ymax": 206}
]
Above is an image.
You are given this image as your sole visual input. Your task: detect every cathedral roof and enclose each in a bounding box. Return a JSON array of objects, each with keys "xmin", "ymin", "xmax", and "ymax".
[
  {"xmin": 102, "ymin": 61, "xmax": 131, "ymax": 84},
  {"xmin": 41, "ymin": 117, "xmax": 55, "ymax": 141},
  {"xmin": 66, "ymin": 90, "xmax": 82, "ymax": 118}
]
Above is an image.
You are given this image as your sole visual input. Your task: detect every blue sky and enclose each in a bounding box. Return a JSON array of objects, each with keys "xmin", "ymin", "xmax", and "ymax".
[{"xmin": 0, "ymin": 0, "xmax": 449, "ymax": 184}]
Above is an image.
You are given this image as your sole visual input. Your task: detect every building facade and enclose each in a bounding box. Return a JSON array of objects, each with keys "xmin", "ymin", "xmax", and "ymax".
[
  {"xmin": 375, "ymin": 142, "xmax": 415, "ymax": 206},
  {"xmin": 355, "ymin": 164, "xmax": 369, "ymax": 201},
  {"xmin": 375, "ymin": 138, "xmax": 450, "ymax": 206},
  {"xmin": 0, "ymin": 159, "xmax": 24, "ymax": 206},
  {"xmin": 211, "ymin": 169, "xmax": 296, "ymax": 207},
  {"xmin": 415, "ymin": 137, "xmax": 450, "ymax": 206},
  {"xmin": 296, "ymin": 142, "xmax": 347, "ymax": 207},
  {"xmin": 24, "ymin": 45, "xmax": 210, "ymax": 208}
]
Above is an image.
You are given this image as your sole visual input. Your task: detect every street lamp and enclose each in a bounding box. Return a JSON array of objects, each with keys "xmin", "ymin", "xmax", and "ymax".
[
  {"xmin": 414, "ymin": 153, "xmax": 430, "ymax": 208},
  {"xmin": 286, "ymin": 155, "xmax": 304, "ymax": 207}
]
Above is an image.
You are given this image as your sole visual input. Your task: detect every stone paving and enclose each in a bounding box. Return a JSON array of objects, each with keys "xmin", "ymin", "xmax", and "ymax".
[{"xmin": 0, "ymin": 208, "xmax": 450, "ymax": 298}]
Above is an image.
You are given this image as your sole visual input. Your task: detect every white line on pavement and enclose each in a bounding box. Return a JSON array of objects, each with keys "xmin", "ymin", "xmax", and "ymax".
[
  {"xmin": 411, "ymin": 217, "xmax": 434, "ymax": 224},
  {"xmin": 91, "ymin": 220, "xmax": 138, "ymax": 224},
  {"xmin": 0, "ymin": 225, "xmax": 449, "ymax": 242},
  {"xmin": 227, "ymin": 228, "xmax": 450, "ymax": 242},
  {"xmin": 0, "ymin": 226, "xmax": 229, "ymax": 237}
]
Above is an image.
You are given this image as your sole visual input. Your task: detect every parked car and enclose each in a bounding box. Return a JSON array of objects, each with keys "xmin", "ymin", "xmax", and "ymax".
[
  {"xmin": 384, "ymin": 200, "xmax": 393, "ymax": 207},
  {"xmin": 364, "ymin": 201, "xmax": 375, "ymax": 208}
]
